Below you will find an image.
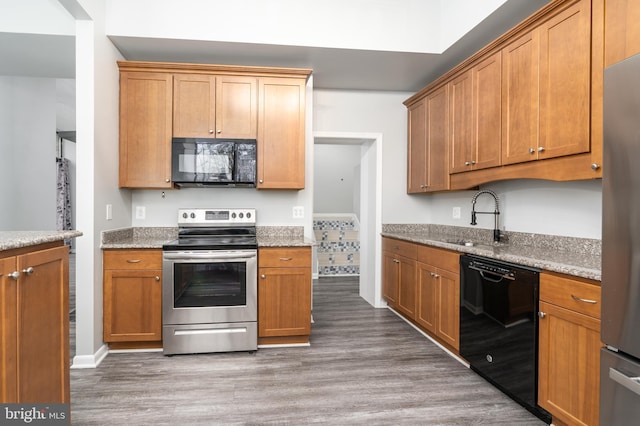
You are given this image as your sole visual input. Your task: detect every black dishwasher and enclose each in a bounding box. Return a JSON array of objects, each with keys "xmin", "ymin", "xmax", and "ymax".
[{"xmin": 459, "ymin": 254, "xmax": 551, "ymax": 424}]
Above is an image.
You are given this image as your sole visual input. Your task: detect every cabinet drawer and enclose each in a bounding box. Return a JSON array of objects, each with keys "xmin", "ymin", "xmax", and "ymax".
[
  {"xmin": 382, "ymin": 238, "xmax": 417, "ymax": 260},
  {"xmin": 540, "ymin": 272, "xmax": 601, "ymax": 319},
  {"xmin": 259, "ymin": 247, "xmax": 311, "ymax": 268},
  {"xmin": 103, "ymin": 250, "xmax": 162, "ymax": 270},
  {"xmin": 417, "ymin": 245, "xmax": 459, "ymax": 273}
]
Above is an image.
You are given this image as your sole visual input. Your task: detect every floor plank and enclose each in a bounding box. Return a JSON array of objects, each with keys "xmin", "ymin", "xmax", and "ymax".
[{"xmin": 70, "ymin": 276, "xmax": 546, "ymax": 425}]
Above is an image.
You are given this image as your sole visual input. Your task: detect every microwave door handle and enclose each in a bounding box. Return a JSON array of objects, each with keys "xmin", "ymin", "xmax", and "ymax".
[{"xmin": 163, "ymin": 252, "xmax": 256, "ymax": 261}]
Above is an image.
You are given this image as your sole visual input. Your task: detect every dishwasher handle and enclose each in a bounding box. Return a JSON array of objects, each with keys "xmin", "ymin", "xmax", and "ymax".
[{"xmin": 469, "ymin": 264, "xmax": 516, "ymax": 281}]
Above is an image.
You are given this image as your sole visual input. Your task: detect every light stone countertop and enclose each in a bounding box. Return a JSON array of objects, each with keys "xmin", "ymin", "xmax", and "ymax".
[
  {"xmin": 382, "ymin": 224, "xmax": 601, "ymax": 281},
  {"xmin": 100, "ymin": 226, "xmax": 315, "ymax": 249},
  {"xmin": 0, "ymin": 230, "xmax": 83, "ymax": 251}
]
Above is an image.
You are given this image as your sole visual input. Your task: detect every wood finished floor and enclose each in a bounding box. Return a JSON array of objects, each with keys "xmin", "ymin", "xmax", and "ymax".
[{"xmin": 70, "ymin": 276, "xmax": 546, "ymax": 425}]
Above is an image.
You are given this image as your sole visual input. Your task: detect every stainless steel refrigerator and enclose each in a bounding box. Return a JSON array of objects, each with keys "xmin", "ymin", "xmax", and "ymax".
[{"xmin": 601, "ymin": 52, "xmax": 640, "ymax": 425}]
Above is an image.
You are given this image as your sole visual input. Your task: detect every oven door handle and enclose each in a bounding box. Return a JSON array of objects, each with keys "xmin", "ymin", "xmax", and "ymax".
[
  {"xmin": 469, "ymin": 265, "xmax": 515, "ymax": 282},
  {"xmin": 163, "ymin": 251, "xmax": 257, "ymax": 261}
]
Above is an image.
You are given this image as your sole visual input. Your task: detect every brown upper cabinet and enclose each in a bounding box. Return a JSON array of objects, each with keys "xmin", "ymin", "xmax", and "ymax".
[
  {"xmin": 449, "ymin": 51, "xmax": 502, "ymax": 174},
  {"xmin": 605, "ymin": 0, "xmax": 640, "ymax": 66},
  {"xmin": 503, "ymin": 1, "xmax": 591, "ymax": 165},
  {"xmin": 405, "ymin": 0, "xmax": 603, "ymax": 191},
  {"xmin": 407, "ymin": 85, "xmax": 449, "ymax": 193},
  {"xmin": 118, "ymin": 61, "xmax": 311, "ymax": 190},
  {"xmin": 257, "ymin": 77, "xmax": 306, "ymax": 189},
  {"xmin": 173, "ymin": 74, "xmax": 257, "ymax": 139},
  {"xmin": 119, "ymin": 71, "xmax": 173, "ymax": 189}
]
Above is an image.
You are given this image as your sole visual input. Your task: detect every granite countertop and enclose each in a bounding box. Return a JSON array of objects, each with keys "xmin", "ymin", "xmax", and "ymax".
[
  {"xmin": 101, "ymin": 226, "xmax": 315, "ymax": 249},
  {"xmin": 0, "ymin": 230, "xmax": 83, "ymax": 251},
  {"xmin": 382, "ymin": 224, "xmax": 601, "ymax": 281}
]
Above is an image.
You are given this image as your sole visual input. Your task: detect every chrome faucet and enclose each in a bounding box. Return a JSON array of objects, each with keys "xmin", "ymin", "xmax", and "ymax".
[{"xmin": 470, "ymin": 189, "xmax": 501, "ymax": 242}]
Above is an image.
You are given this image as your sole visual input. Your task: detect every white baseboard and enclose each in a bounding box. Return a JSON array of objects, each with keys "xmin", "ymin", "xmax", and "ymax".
[
  {"xmin": 70, "ymin": 343, "xmax": 109, "ymax": 369},
  {"xmin": 258, "ymin": 343, "xmax": 311, "ymax": 348}
]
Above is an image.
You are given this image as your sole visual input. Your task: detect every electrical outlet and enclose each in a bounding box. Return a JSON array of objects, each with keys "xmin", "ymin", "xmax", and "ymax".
[
  {"xmin": 452, "ymin": 207, "xmax": 461, "ymax": 219},
  {"xmin": 106, "ymin": 204, "xmax": 113, "ymax": 221},
  {"xmin": 135, "ymin": 206, "xmax": 146, "ymax": 220},
  {"xmin": 293, "ymin": 206, "xmax": 304, "ymax": 219}
]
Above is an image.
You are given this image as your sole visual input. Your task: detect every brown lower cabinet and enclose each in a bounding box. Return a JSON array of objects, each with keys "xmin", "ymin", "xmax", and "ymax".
[
  {"xmin": 258, "ymin": 247, "xmax": 312, "ymax": 345},
  {"xmin": 103, "ymin": 249, "xmax": 163, "ymax": 349},
  {"xmin": 538, "ymin": 271, "xmax": 602, "ymax": 426},
  {"xmin": 382, "ymin": 237, "xmax": 460, "ymax": 351},
  {"xmin": 1, "ymin": 244, "xmax": 70, "ymax": 403}
]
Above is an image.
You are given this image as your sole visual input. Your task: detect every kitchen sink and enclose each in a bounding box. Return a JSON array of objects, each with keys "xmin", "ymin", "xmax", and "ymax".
[{"xmin": 445, "ymin": 239, "xmax": 507, "ymax": 248}]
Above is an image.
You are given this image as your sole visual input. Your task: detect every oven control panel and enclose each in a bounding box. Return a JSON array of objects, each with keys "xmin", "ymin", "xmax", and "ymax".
[{"xmin": 178, "ymin": 208, "xmax": 256, "ymax": 225}]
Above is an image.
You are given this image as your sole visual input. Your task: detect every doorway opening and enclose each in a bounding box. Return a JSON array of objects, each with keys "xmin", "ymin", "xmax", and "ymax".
[{"xmin": 313, "ymin": 132, "xmax": 384, "ymax": 308}]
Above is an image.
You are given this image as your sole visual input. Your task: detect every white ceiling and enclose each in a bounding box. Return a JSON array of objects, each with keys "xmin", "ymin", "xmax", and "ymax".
[{"xmin": 0, "ymin": 0, "xmax": 550, "ymax": 92}]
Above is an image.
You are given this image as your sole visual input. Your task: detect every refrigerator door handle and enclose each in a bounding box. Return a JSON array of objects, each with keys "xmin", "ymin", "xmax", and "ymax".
[{"xmin": 610, "ymin": 367, "xmax": 640, "ymax": 396}]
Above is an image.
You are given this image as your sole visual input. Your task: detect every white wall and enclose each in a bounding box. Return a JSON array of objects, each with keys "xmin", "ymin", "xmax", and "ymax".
[
  {"xmin": 0, "ymin": 77, "xmax": 58, "ymax": 231},
  {"xmin": 314, "ymin": 144, "xmax": 361, "ymax": 215}
]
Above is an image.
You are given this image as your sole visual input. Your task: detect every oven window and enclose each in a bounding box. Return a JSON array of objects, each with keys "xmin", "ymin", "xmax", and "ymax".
[{"xmin": 173, "ymin": 262, "xmax": 247, "ymax": 308}]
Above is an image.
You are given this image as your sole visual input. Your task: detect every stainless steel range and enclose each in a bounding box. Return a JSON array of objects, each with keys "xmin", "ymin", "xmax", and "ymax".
[{"xmin": 162, "ymin": 208, "xmax": 258, "ymax": 355}]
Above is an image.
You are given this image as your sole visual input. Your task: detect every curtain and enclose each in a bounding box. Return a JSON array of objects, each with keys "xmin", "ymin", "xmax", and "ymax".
[{"xmin": 56, "ymin": 157, "xmax": 72, "ymax": 233}]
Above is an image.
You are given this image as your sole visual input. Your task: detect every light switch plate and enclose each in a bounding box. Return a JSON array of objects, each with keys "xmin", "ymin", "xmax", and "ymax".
[
  {"xmin": 106, "ymin": 204, "xmax": 113, "ymax": 221},
  {"xmin": 452, "ymin": 207, "xmax": 461, "ymax": 219},
  {"xmin": 293, "ymin": 206, "xmax": 304, "ymax": 219},
  {"xmin": 135, "ymin": 206, "xmax": 146, "ymax": 220}
]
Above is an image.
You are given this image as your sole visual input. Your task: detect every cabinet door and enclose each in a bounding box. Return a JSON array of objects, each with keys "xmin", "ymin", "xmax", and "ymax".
[
  {"xmin": 538, "ymin": 0, "xmax": 591, "ymax": 160},
  {"xmin": 119, "ymin": 72, "xmax": 173, "ymax": 188},
  {"xmin": 258, "ymin": 267, "xmax": 311, "ymax": 337},
  {"xmin": 473, "ymin": 51, "xmax": 502, "ymax": 171},
  {"xmin": 407, "ymin": 98, "xmax": 428, "ymax": 193},
  {"xmin": 216, "ymin": 75, "xmax": 257, "ymax": 139},
  {"xmin": 0, "ymin": 256, "xmax": 18, "ymax": 402},
  {"xmin": 416, "ymin": 262, "xmax": 437, "ymax": 334},
  {"xmin": 173, "ymin": 74, "xmax": 216, "ymax": 138},
  {"xmin": 258, "ymin": 77, "xmax": 306, "ymax": 189},
  {"xmin": 436, "ymin": 268, "xmax": 460, "ymax": 350},
  {"xmin": 396, "ymin": 257, "xmax": 417, "ymax": 320},
  {"xmin": 449, "ymin": 71, "xmax": 473, "ymax": 174},
  {"xmin": 538, "ymin": 301, "xmax": 601, "ymax": 426},
  {"xmin": 382, "ymin": 252, "xmax": 399, "ymax": 306},
  {"xmin": 425, "ymin": 85, "xmax": 450, "ymax": 192},
  {"xmin": 16, "ymin": 246, "xmax": 69, "ymax": 403},
  {"xmin": 605, "ymin": 0, "xmax": 640, "ymax": 66},
  {"xmin": 502, "ymin": 31, "xmax": 540, "ymax": 165},
  {"xmin": 103, "ymin": 269, "xmax": 162, "ymax": 342}
]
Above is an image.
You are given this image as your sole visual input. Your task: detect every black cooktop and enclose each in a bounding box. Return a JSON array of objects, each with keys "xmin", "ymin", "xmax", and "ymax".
[{"xmin": 162, "ymin": 227, "xmax": 257, "ymax": 251}]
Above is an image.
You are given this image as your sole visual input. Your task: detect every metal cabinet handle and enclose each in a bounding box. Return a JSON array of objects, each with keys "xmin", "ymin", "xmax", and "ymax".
[
  {"xmin": 279, "ymin": 257, "xmax": 293, "ymax": 261},
  {"xmin": 571, "ymin": 294, "xmax": 598, "ymax": 304},
  {"xmin": 393, "ymin": 259, "xmax": 400, "ymax": 264},
  {"xmin": 260, "ymin": 274, "xmax": 266, "ymax": 279},
  {"xmin": 127, "ymin": 259, "xmax": 142, "ymax": 263},
  {"xmin": 259, "ymin": 179, "xmax": 264, "ymax": 184},
  {"xmin": 591, "ymin": 163, "xmax": 601, "ymax": 170},
  {"xmin": 209, "ymin": 129, "xmax": 214, "ymax": 134},
  {"xmin": 165, "ymin": 178, "xmax": 170, "ymax": 183},
  {"xmin": 529, "ymin": 148, "xmax": 535, "ymax": 154},
  {"xmin": 465, "ymin": 161, "xmax": 471, "ymax": 166},
  {"xmin": 538, "ymin": 146, "xmax": 545, "ymax": 152},
  {"xmin": 610, "ymin": 368, "xmax": 640, "ymax": 396},
  {"xmin": 22, "ymin": 267, "xmax": 34, "ymax": 275},
  {"xmin": 538, "ymin": 311, "xmax": 546, "ymax": 318},
  {"xmin": 7, "ymin": 271, "xmax": 20, "ymax": 280},
  {"xmin": 216, "ymin": 129, "xmax": 221, "ymax": 134},
  {"xmin": 155, "ymin": 276, "xmax": 160, "ymax": 281},
  {"xmin": 430, "ymin": 272, "xmax": 439, "ymax": 278}
]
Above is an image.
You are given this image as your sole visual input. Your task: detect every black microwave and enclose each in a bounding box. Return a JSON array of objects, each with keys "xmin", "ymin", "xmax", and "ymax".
[{"xmin": 171, "ymin": 138, "xmax": 256, "ymax": 188}]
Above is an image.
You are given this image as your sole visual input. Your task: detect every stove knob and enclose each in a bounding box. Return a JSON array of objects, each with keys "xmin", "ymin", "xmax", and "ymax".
[
  {"xmin": 231, "ymin": 212, "xmax": 237, "ymax": 219},
  {"xmin": 239, "ymin": 212, "xmax": 244, "ymax": 219},
  {"xmin": 190, "ymin": 213, "xmax": 196, "ymax": 219},
  {"xmin": 246, "ymin": 212, "xmax": 252, "ymax": 219},
  {"xmin": 182, "ymin": 213, "xmax": 188, "ymax": 219}
]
